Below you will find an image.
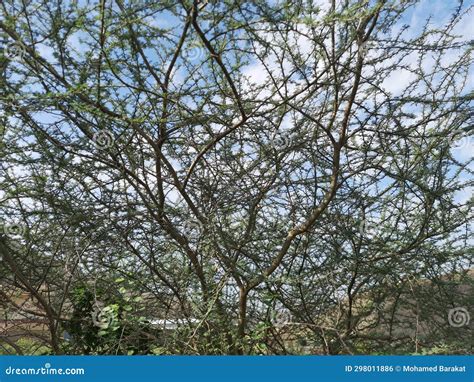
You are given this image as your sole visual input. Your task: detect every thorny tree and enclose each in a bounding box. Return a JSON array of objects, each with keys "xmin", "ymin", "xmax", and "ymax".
[{"xmin": 0, "ymin": 0, "xmax": 473, "ymax": 354}]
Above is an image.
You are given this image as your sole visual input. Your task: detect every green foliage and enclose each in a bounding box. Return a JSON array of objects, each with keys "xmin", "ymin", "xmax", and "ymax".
[{"xmin": 63, "ymin": 284, "xmax": 161, "ymax": 355}]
